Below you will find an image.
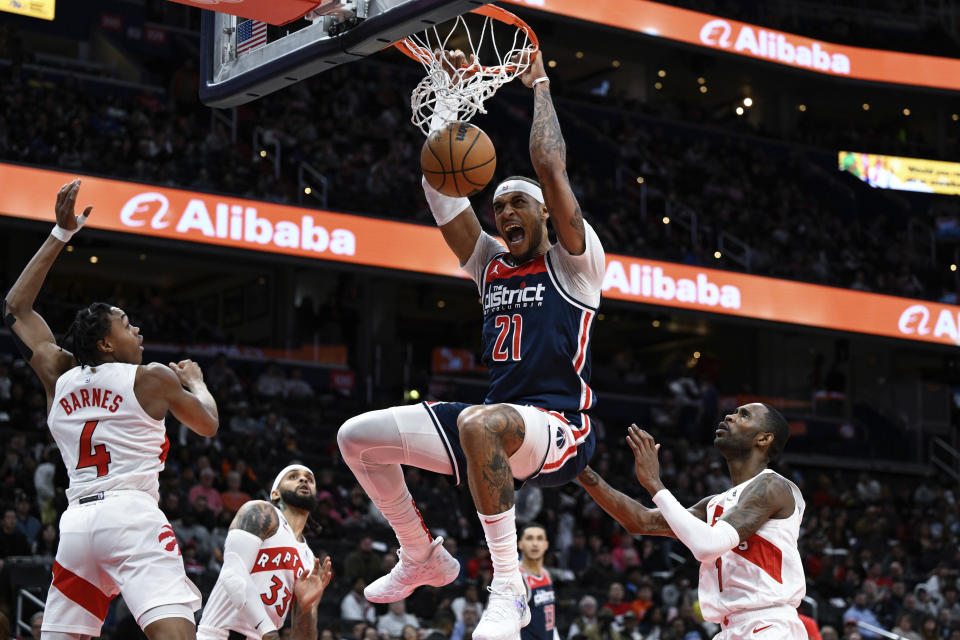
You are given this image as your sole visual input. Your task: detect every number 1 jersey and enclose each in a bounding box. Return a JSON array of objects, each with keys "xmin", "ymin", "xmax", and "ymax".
[
  {"xmin": 48, "ymin": 363, "xmax": 169, "ymax": 503},
  {"xmin": 463, "ymin": 222, "xmax": 605, "ymax": 413}
]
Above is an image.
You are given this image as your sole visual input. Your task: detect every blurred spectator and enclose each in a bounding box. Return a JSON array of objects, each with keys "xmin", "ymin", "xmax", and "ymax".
[
  {"xmin": 1, "ymin": 507, "xmax": 30, "ymax": 556},
  {"xmin": 569, "ymin": 595, "xmax": 600, "ymax": 639},
  {"xmin": 344, "ymin": 535, "xmax": 383, "ymax": 585},
  {"xmin": 220, "ymin": 471, "xmax": 250, "ymax": 515},
  {"xmin": 14, "ymin": 494, "xmax": 40, "ymax": 546},
  {"xmin": 451, "ymin": 603, "xmax": 479, "ymax": 640},
  {"xmin": 377, "ymin": 600, "xmax": 420, "ymax": 639},
  {"xmin": 844, "ymin": 592, "xmax": 884, "ymax": 638},
  {"xmin": 451, "ymin": 580, "xmax": 484, "ymax": 622},
  {"xmin": 189, "ymin": 468, "xmax": 224, "ymax": 515},
  {"xmin": 341, "ymin": 577, "xmax": 377, "ymax": 624}
]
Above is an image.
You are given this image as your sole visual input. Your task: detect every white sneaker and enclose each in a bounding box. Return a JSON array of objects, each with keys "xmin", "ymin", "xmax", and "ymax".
[
  {"xmin": 364, "ymin": 537, "xmax": 460, "ymax": 603},
  {"xmin": 473, "ymin": 577, "xmax": 531, "ymax": 640}
]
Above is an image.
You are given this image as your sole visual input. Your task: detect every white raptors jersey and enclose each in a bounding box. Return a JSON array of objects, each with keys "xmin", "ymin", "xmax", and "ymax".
[
  {"xmin": 199, "ymin": 506, "xmax": 315, "ymax": 637},
  {"xmin": 698, "ymin": 469, "xmax": 806, "ymax": 622},
  {"xmin": 49, "ymin": 363, "xmax": 168, "ymax": 503}
]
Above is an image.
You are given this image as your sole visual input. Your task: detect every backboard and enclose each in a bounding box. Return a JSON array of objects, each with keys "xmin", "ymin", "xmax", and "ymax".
[{"xmin": 197, "ymin": 0, "xmax": 494, "ymax": 108}]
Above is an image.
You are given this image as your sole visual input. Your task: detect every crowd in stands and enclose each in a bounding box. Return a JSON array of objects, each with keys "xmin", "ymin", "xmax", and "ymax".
[
  {"xmin": 2, "ymin": 344, "xmax": 959, "ymax": 639},
  {"xmin": 1, "ymin": 19, "xmax": 958, "ymax": 304}
]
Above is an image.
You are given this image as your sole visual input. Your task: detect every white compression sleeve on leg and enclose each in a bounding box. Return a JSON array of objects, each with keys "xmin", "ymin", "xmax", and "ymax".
[
  {"xmin": 220, "ymin": 529, "xmax": 278, "ymax": 634},
  {"xmin": 652, "ymin": 489, "xmax": 740, "ymax": 563},
  {"xmin": 422, "ymin": 176, "xmax": 470, "ymax": 227}
]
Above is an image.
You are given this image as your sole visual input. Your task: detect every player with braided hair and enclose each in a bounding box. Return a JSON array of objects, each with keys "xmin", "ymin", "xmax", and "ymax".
[{"xmin": 3, "ymin": 179, "xmax": 220, "ymax": 640}]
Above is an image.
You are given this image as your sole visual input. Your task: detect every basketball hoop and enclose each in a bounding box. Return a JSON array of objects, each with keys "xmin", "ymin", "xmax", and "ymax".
[{"xmin": 394, "ymin": 4, "xmax": 539, "ymax": 135}]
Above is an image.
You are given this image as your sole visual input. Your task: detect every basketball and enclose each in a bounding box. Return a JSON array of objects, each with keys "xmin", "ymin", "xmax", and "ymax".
[{"xmin": 421, "ymin": 121, "xmax": 497, "ymax": 197}]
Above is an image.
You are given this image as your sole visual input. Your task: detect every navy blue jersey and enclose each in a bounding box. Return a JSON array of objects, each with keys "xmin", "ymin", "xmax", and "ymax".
[
  {"xmin": 479, "ymin": 251, "xmax": 597, "ymax": 412},
  {"xmin": 521, "ymin": 567, "xmax": 556, "ymax": 640}
]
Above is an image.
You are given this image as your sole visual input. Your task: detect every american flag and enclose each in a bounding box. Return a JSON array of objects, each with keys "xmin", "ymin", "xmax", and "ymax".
[{"xmin": 236, "ymin": 19, "xmax": 267, "ymax": 55}]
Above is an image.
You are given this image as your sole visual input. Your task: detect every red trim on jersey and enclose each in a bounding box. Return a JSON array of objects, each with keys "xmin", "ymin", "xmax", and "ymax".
[
  {"xmin": 711, "ymin": 505, "xmax": 783, "ymax": 584},
  {"xmin": 572, "ymin": 311, "xmax": 593, "ymax": 373},
  {"xmin": 159, "ymin": 435, "xmax": 170, "ymax": 464},
  {"xmin": 52, "ymin": 561, "xmax": 114, "ymax": 621},
  {"xmin": 485, "ymin": 256, "xmax": 547, "ymax": 282},
  {"xmin": 733, "ymin": 534, "xmax": 784, "ymax": 584},
  {"xmin": 251, "ymin": 547, "xmax": 305, "ymax": 574},
  {"xmin": 523, "ymin": 568, "xmax": 552, "ymax": 589},
  {"xmin": 572, "ymin": 310, "xmax": 595, "ymax": 409}
]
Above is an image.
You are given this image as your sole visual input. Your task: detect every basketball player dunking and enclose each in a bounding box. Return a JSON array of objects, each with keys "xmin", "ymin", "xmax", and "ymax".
[
  {"xmin": 198, "ymin": 464, "xmax": 332, "ymax": 640},
  {"xmin": 3, "ymin": 179, "xmax": 220, "ymax": 640},
  {"xmin": 518, "ymin": 524, "xmax": 560, "ymax": 640},
  {"xmin": 578, "ymin": 404, "xmax": 808, "ymax": 639},
  {"xmin": 337, "ymin": 50, "xmax": 604, "ymax": 640}
]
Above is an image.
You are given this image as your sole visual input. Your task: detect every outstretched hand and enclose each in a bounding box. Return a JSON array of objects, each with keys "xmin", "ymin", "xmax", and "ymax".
[
  {"xmin": 55, "ymin": 179, "xmax": 92, "ymax": 230},
  {"xmin": 626, "ymin": 425, "xmax": 666, "ymax": 495},
  {"xmin": 294, "ymin": 556, "xmax": 333, "ymax": 609}
]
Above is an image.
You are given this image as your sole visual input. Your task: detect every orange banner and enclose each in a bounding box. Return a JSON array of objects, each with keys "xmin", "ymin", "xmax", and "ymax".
[
  {"xmin": 502, "ymin": 0, "xmax": 960, "ymax": 91},
  {"xmin": 1, "ymin": 163, "xmax": 959, "ymax": 347}
]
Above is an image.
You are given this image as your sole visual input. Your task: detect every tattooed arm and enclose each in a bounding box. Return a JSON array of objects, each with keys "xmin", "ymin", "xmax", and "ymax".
[
  {"xmin": 578, "ymin": 466, "xmax": 711, "ymax": 537},
  {"xmin": 519, "ymin": 52, "xmax": 586, "ymax": 256},
  {"xmin": 221, "ymin": 501, "xmax": 281, "ymax": 638},
  {"xmin": 230, "ymin": 500, "xmax": 280, "ymax": 539},
  {"xmin": 718, "ymin": 473, "xmax": 795, "ymax": 540},
  {"xmin": 290, "ymin": 599, "xmax": 318, "ymax": 640}
]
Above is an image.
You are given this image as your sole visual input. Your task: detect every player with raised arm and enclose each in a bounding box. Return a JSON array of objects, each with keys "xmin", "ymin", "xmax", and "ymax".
[
  {"xmin": 577, "ymin": 404, "xmax": 807, "ymax": 639},
  {"xmin": 198, "ymin": 464, "xmax": 332, "ymax": 640},
  {"xmin": 337, "ymin": 51, "xmax": 604, "ymax": 640},
  {"xmin": 2, "ymin": 179, "xmax": 219, "ymax": 639},
  {"xmin": 518, "ymin": 523, "xmax": 560, "ymax": 640}
]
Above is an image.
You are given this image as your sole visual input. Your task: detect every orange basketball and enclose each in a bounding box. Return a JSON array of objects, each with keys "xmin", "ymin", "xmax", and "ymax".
[{"xmin": 421, "ymin": 122, "xmax": 497, "ymax": 197}]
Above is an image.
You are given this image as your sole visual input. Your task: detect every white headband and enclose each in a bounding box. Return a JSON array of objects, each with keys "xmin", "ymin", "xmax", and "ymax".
[
  {"xmin": 494, "ymin": 179, "xmax": 543, "ymax": 204},
  {"xmin": 271, "ymin": 464, "xmax": 314, "ymax": 494}
]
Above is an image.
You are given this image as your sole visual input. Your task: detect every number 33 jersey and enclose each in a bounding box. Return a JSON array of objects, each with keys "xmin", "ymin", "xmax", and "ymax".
[
  {"xmin": 199, "ymin": 506, "xmax": 315, "ymax": 637},
  {"xmin": 698, "ymin": 469, "xmax": 806, "ymax": 623},
  {"xmin": 49, "ymin": 363, "xmax": 169, "ymax": 503},
  {"xmin": 463, "ymin": 222, "xmax": 605, "ymax": 413}
]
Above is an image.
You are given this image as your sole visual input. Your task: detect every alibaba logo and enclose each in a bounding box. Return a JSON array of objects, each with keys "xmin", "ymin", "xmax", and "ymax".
[
  {"xmin": 120, "ymin": 192, "xmax": 171, "ymax": 229},
  {"xmin": 699, "ymin": 19, "xmax": 732, "ymax": 48},
  {"xmin": 898, "ymin": 304, "xmax": 930, "ymax": 336}
]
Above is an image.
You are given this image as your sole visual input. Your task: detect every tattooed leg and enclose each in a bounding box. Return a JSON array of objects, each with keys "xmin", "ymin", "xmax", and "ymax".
[{"xmin": 457, "ymin": 404, "xmax": 525, "ymax": 514}]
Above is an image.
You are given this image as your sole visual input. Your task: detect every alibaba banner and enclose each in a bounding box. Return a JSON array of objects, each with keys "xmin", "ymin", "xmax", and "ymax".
[
  {"xmin": 1, "ymin": 0, "xmax": 55, "ymax": 20},
  {"xmin": 502, "ymin": 0, "xmax": 960, "ymax": 91},
  {"xmin": 2, "ymin": 163, "xmax": 960, "ymax": 347},
  {"xmin": 839, "ymin": 151, "xmax": 960, "ymax": 196}
]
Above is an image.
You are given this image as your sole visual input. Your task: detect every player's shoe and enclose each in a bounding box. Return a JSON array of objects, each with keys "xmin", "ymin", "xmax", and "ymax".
[
  {"xmin": 364, "ymin": 536, "xmax": 460, "ymax": 603},
  {"xmin": 473, "ymin": 575, "xmax": 531, "ymax": 640}
]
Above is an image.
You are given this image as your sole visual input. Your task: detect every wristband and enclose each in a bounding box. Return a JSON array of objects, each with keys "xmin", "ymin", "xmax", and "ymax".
[
  {"xmin": 422, "ymin": 176, "xmax": 470, "ymax": 226},
  {"xmin": 531, "ymin": 76, "xmax": 550, "ymax": 87},
  {"xmin": 50, "ymin": 213, "xmax": 89, "ymax": 243}
]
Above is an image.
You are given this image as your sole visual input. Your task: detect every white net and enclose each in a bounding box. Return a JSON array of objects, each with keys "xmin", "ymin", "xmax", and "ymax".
[{"xmin": 397, "ymin": 8, "xmax": 537, "ymax": 136}]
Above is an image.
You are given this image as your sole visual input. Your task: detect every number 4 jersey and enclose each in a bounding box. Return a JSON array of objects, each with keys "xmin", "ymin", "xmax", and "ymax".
[
  {"xmin": 463, "ymin": 222, "xmax": 605, "ymax": 413},
  {"xmin": 199, "ymin": 506, "xmax": 315, "ymax": 638},
  {"xmin": 49, "ymin": 363, "xmax": 169, "ymax": 503}
]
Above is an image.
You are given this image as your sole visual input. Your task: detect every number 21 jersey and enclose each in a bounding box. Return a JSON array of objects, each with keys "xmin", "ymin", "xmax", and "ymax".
[{"xmin": 463, "ymin": 222, "xmax": 605, "ymax": 413}]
